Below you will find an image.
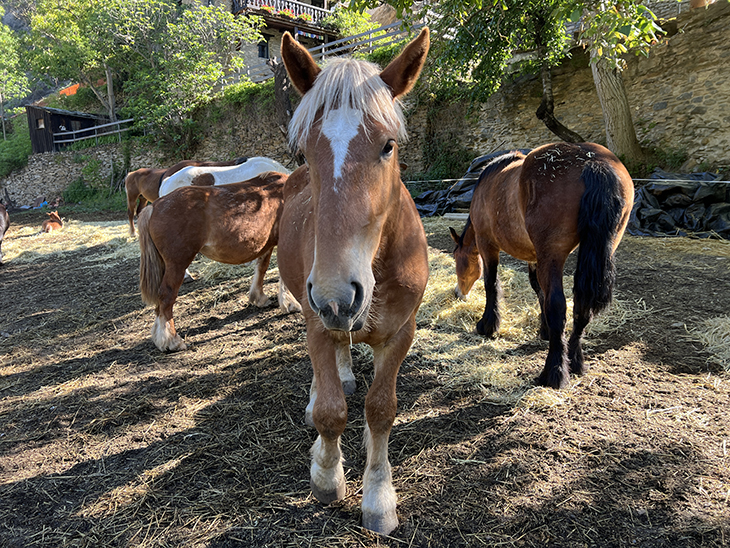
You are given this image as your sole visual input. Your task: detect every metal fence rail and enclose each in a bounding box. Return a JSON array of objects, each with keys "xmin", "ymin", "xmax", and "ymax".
[{"xmin": 53, "ymin": 118, "xmax": 135, "ymax": 148}]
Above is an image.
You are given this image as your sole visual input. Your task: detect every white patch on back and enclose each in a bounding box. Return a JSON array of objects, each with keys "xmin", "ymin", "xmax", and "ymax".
[{"xmin": 321, "ymin": 106, "xmax": 363, "ymax": 183}]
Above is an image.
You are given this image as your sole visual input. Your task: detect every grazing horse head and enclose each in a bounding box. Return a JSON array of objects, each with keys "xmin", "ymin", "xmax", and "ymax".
[
  {"xmin": 449, "ymin": 221, "xmax": 483, "ymax": 300},
  {"xmin": 283, "ymin": 28, "xmax": 429, "ymax": 332}
]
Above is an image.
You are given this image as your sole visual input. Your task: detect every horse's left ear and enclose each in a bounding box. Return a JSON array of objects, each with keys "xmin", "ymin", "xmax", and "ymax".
[
  {"xmin": 380, "ymin": 27, "xmax": 430, "ymax": 98},
  {"xmin": 281, "ymin": 32, "xmax": 321, "ymax": 95},
  {"xmin": 449, "ymin": 227, "xmax": 460, "ymax": 244}
]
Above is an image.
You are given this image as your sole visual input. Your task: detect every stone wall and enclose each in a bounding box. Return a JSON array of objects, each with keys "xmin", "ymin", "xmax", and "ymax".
[{"xmin": 1, "ymin": 1, "xmax": 728, "ymax": 206}]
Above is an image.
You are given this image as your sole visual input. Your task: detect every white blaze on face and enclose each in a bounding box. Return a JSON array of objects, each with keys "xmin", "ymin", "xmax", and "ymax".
[{"xmin": 321, "ymin": 106, "xmax": 363, "ymax": 184}]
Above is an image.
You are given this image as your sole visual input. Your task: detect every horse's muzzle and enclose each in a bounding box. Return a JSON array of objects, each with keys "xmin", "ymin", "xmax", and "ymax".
[{"xmin": 307, "ymin": 280, "xmax": 369, "ymax": 332}]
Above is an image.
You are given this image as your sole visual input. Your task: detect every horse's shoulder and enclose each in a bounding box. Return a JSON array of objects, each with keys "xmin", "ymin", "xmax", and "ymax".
[{"xmin": 283, "ymin": 165, "xmax": 310, "ymax": 200}]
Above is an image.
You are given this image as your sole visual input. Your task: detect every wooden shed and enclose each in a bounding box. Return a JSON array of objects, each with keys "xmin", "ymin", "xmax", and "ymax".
[{"xmin": 25, "ymin": 105, "xmax": 107, "ymax": 154}]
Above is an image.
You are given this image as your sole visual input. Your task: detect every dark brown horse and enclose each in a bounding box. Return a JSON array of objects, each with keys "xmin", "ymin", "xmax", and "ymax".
[
  {"xmin": 0, "ymin": 202, "xmax": 8, "ymax": 265},
  {"xmin": 124, "ymin": 158, "xmax": 246, "ymax": 236},
  {"xmin": 277, "ymin": 28, "xmax": 431, "ymax": 534},
  {"xmin": 137, "ymin": 171, "xmax": 298, "ymax": 352},
  {"xmin": 450, "ymin": 142, "xmax": 634, "ymax": 389}
]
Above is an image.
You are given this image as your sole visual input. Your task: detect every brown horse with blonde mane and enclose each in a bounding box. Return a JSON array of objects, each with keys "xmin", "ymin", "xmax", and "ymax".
[
  {"xmin": 450, "ymin": 142, "xmax": 634, "ymax": 389},
  {"xmin": 277, "ymin": 28, "xmax": 430, "ymax": 534},
  {"xmin": 41, "ymin": 211, "xmax": 63, "ymax": 233},
  {"xmin": 124, "ymin": 158, "xmax": 246, "ymax": 236},
  {"xmin": 137, "ymin": 171, "xmax": 298, "ymax": 352}
]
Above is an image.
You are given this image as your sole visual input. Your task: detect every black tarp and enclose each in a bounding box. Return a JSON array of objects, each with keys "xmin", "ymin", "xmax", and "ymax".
[{"xmin": 628, "ymin": 169, "xmax": 730, "ymax": 239}]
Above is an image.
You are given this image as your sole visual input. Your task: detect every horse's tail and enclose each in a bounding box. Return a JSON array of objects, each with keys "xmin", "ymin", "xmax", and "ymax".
[
  {"xmin": 138, "ymin": 205, "xmax": 163, "ymax": 307},
  {"xmin": 574, "ymin": 161, "xmax": 627, "ymax": 318}
]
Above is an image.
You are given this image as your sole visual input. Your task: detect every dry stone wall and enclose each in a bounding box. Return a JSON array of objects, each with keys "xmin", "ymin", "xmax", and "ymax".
[{"xmin": 1, "ymin": 1, "xmax": 728, "ymax": 206}]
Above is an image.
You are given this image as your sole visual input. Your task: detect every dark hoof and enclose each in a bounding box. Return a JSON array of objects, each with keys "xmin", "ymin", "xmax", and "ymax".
[
  {"xmin": 476, "ymin": 319, "xmax": 498, "ymax": 338},
  {"xmin": 311, "ymin": 478, "xmax": 346, "ymax": 505},
  {"xmin": 569, "ymin": 347, "xmax": 586, "ymax": 375},
  {"xmin": 342, "ymin": 379, "xmax": 356, "ymax": 396},
  {"xmin": 362, "ymin": 510, "xmax": 399, "ymax": 536},
  {"xmin": 536, "ymin": 368, "xmax": 570, "ymax": 389}
]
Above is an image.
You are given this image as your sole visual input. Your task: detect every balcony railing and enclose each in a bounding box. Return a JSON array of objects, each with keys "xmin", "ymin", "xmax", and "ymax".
[
  {"xmin": 232, "ymin": 0, "xmax": 332, "ymax": 25},
  {"xmin": 237, "ymin": 21, "xmax": 425, "ymax": 83}
]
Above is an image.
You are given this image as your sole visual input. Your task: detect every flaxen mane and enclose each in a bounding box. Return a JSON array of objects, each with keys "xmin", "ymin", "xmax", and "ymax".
[{"xmin": 288, "ymin": 57, "xmax": 408, "ymax": 150}]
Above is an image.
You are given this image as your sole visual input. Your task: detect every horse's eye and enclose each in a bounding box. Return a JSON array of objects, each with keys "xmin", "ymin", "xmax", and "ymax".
[{"xmin": 382, "ymin": 140, "xmax": 395, "ymax": 158}]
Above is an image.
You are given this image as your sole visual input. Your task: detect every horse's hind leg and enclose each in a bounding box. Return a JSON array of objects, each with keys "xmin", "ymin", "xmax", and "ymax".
[
  {"xmin": 528, "ymin": 262, "xmax": 549, "ymax": 340},
  {"xmin": 248, "ymin": 249, "xmax": 273, "ymax": 307},
  {"xmin": 152, "ymin": 265, "xmax": 187, "ymax": 352},
  {"xmin": 476, "ymin": 247, "xmax": 501, "ymax": 337},
  {"xmin": 535, "ymin": 261, "xmax": 569, "ymax": 389},
  {"xmin": 567, "ymin": 300, "xmax": 592, "ymax": 375},
  {"xmin": 305, "ymin": 343, "xmax": 355, "ymax": 427},
  {"xmin": 278, "ymin": 279, "xmax": 302, "ymax": 313}
]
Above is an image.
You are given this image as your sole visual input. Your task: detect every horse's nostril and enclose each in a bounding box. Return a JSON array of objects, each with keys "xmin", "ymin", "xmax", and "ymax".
[
  {"xmin": 306, "ymin": 281, "xmax": 319, "ymax": 314},
  {"xmin": 351, "ymin": 281, "xmax": 364, "ymax": 310}
]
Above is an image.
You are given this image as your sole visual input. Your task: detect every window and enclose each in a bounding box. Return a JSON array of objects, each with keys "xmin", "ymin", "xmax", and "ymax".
[
  {"xmin": 258, "ymin": 36, "xmax": 270, "ymax": 59},
  {"xmin": 36, "ymin": 118, "xmax": 45, "ymax": 129}
]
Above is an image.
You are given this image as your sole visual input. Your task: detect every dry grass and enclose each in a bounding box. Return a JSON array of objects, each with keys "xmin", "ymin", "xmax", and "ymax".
[{"xmin": 688, "ymin": 315, "xmax": 730, "ymax": 371}]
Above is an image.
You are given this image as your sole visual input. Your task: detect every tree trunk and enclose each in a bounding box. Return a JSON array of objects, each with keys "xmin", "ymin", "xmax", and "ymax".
[
  {"xmin": 0, "ymin": 91, "xmax": 6, "ymax": 141},
  {"xmin": 535, "ymin": 61, "xmax": 584, "ymax": 143},
  {"xmin": 267, "ymin": 57, "xmax": 305, "ymax": 166},
  {"xmin": 590, "ymin": 55, "xmax": 644, "ymax": 163},
  {"xmin": 104, "ymin": 64, "xmax": 117, "ymax": 122}
]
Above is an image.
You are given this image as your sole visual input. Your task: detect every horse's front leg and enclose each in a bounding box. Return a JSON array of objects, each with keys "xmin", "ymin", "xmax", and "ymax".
[
  {"xmin": 477, "ymin": 247, "xmax": 501, "ymax": 337},
  {"xmin": 307, "ymin": 328, "xmax": 347, "ymax": 504},
  {"xmin": 305, "ymin": 343, "xmax": 355, "ymax": 427},
  {"xmin": 248, "ymin": 249, "xmax": 273, "ymax": 307},
  {"xmin": 535, "ymin": 261, "xmax": 569, "ymax": 389},
  {"xmin": 361, "ymin": 314, "xmax": 416, "ymax": 535}
]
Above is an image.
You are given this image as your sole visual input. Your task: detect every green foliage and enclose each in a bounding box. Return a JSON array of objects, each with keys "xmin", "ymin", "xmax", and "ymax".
[
  {"xmin": 321, "ymin": 5, "xmax": 379, "ymax": 37},
  {"xmin": 623, "ymin": 146, "xmax": 689, "ymax": 179},
  {"xmin": 62, "ymin": 179, "xmax": 126, "ymax": 210},
  {"xmin": 221, "ymin": 79, "xmax": 274, "ymax": 107},
  {"xmin": 0, "ymin": 115, "xmax": 31, "ymax": 178},
  {"xmin": 366, "ymin": 42, "xmax": 402, "ymax": 68}
]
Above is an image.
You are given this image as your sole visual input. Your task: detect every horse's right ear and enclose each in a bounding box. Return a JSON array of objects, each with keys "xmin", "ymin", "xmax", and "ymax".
[
  {"xmin": 281, "ymin": 32, "xmax": 321, "ymax": 95},
  {"xmin": 449, "ymin": 227, "xmax": 460, "ymax": 244}
]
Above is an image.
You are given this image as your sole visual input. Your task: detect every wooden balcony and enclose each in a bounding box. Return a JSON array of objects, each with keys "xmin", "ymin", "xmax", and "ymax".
[{"xmin": 232, "ymin": 0, "xmax": 332, "ymax": 27}]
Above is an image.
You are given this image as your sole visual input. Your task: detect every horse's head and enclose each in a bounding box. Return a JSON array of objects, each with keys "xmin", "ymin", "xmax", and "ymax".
[
  {"xmin": 48, "ymin": 211, "xmax": 62, "ymax": 224},
  {"xmin": 450, "ymin": 224, "xmax": 482, "ymax": 300},
  {"xmin": 282, "ymin": 28, "xmax": 429, "ymax": 332}
]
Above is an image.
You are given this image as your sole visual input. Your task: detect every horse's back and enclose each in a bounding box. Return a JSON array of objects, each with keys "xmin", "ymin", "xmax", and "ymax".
[
  {"xmin": 522, "ymin": 142, "xmax": 632, "ymax": 256},
  {"xmin": 153, "ymin": 172, "xmax": 288, "ymax": 265}
]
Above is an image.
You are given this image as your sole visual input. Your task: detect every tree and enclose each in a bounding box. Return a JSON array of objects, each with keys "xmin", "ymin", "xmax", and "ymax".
[
  {"xmin": 349, "ymin": 0, "xmax": 662, "ymax": 162},
  {"xmin": 26, "ymin": 0, "xmax": 263, "ymax": 140},
  {"xmin": 97, "ymin": 0, "xmax": 263, "ymax": 140},
  {"xmin": 0, "ymin": 7, "xmax": 29, "ymax": 140}
]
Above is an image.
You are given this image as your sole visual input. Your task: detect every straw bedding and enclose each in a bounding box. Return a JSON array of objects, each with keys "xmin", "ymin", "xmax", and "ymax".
[{"xmin": 0, "ymin": 210, "xmax": 728, "ymax": 547}]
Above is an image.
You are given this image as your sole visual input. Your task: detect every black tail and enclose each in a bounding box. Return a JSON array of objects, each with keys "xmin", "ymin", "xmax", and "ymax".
[{"xmin": 573, "ymin": 161, "xmax": 626, "ymax": 318}]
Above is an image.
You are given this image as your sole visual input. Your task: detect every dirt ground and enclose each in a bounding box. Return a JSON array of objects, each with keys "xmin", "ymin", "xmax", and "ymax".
[{"xmin": 1, "ymin": 209, "xmax": 728, "ymax": 548}]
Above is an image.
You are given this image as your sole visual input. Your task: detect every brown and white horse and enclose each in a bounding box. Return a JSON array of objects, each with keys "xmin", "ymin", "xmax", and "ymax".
[
  {"xmin": 124, "ymin": 158, "xmax": 246, "ymax": 236},
  {"xmin": 450, "ymin": 142, "xmax": 634, "ymax": 389},
  {"xmin": 137, "ymin": 171, "xmax": 298, "ymax": 352},
  {"xmin": 158, "ymin": 157, "xmax": 291, "ymax": 197},
  {"xmin": 41, "ymin": 211, "xmax": 63, "ymax": 233},
  {"xmin": 277, "ymin": 29, "xmax": 430, "ymax": 534}
]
